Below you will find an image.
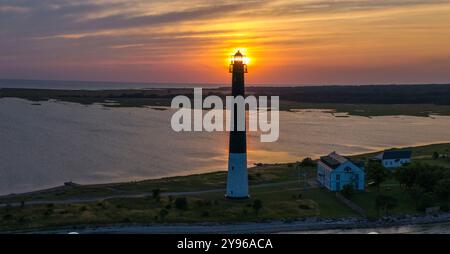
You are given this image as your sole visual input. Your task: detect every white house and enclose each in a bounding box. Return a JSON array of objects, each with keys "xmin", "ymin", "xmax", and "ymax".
[
  {"xmin": 374, "ymin": 150, "xmax": 412, "ymax": 168},
  {"xmin": 317, "ymin": 152, "xmax": 365, "ymax": 192}
]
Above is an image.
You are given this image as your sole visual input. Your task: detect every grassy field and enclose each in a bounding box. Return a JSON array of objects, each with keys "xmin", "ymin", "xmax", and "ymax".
[
  {"xmin": 0, "ymin": 164, "xmax": 311, "ymax": 203},
  {"xmin": 0, "ymin": 182, "xmax": 355, "ymax": 231},
  {"xmin": 352, "ymin": 185, "xmax": 418, "ymax": 218},
  {"xmin": 0, "ymin": 143, "xmax": 449, "ymax": 231}
]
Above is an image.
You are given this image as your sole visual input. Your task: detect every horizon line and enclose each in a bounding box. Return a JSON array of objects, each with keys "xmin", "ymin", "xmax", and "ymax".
[{"xmin": 1, "ymin": 77, "xmax": 450, "ymax": 88}]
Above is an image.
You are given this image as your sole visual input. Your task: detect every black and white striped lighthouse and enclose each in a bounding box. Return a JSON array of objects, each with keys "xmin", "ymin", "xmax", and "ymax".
[{"xmin": 226, "ymin": 50, "xmax": 249, "ymax": 199}]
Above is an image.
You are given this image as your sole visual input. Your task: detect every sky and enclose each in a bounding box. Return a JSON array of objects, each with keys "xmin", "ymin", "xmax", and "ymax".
[{"xmin": 1, "ymin": 0, "xmax": 450, "ymax": 85}]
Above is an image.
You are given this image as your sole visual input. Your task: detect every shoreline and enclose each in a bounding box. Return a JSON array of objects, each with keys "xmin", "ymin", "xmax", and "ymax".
[
  {"xmin": 7, "ymin": 213, "xmax": 450, "ymax": 234},
  {"xmin": 2, "ymin": 141, "xmax": 449, "ymax": 198},
  {"xmin": 3, "ymin": 86, "xmax": 450, "ymax": 117}
]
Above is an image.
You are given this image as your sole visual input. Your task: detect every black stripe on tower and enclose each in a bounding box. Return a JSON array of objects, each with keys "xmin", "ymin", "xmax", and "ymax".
[{"xmin": 229, "ymin": 62, "xmax": 247, "ymax": 154}]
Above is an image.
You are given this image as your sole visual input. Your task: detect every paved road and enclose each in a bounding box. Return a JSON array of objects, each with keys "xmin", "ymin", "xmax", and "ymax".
[{"xmin": 0, "ymin": 180, "xmax": 302, "ymax": 208}]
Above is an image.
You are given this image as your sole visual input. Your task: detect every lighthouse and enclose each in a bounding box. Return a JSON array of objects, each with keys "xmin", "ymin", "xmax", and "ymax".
[{"xmin": 226, "ymin": 50, "xmax": 249, "ymax": 199}]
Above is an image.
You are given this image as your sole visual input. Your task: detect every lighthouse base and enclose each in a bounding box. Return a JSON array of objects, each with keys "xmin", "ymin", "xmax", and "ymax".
[{"xmin": 226, "ymin": 153, "xmax": 249, "ymax": 199}]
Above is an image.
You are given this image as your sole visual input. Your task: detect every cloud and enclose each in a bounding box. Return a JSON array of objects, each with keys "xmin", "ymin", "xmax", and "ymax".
[{"xmin": 1, "ymin": 0, "xmax": 450, "ymax": 83}]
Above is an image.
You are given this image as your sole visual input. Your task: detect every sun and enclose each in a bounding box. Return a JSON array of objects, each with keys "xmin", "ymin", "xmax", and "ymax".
[{"xmin": 227, "ymin": 48, "xmax": 251, "ymax": 65}]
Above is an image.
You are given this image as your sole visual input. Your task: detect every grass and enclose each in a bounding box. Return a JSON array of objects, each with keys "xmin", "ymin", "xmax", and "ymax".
[
  {"xmin": 351, "ymin": 185, "xmax": 418, "ymax": 218},
  {"xmin": 0, "ymin": 182, "xmax": 354, "ymax": 231},
  {"xmin": 0, "ymin": 164, "xmax": 307, "ymax": 204}
]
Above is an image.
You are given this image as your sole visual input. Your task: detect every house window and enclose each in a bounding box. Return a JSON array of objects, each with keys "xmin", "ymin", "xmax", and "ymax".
[{"xmin": 336, "ymin": 174, "xmax": 340, "ymax": 181}]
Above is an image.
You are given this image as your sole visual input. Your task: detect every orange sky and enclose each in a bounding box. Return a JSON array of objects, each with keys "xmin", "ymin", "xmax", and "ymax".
[{"xmin": 1, "ymin": 0, "xmax": 450, "ymax": 85}]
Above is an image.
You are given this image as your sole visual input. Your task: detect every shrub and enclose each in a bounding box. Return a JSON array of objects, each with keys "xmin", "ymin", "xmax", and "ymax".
[
  {"xmin": 367, "ymin": 161, "xmax": 389, "ymax": 191},
  {"xmin": 3, "ymin": 214, "xmax": 13, "ymax": 220},
  {"xmin": 341, "ymin": 184, "xmax": 355, "ymax": 199},
  {"xmin": 416, "ymin": 193, "xmax": 436, "ymax": 212},
  {"xmin": 159, "ymin": 209, "xmax": 169, "ymax": 220},
  {"xmin": 432, "ymin": 151, "xmax": 439, "ymax": 159},
  {"xmin": 300, "ymin": 157, "xmax": 316, "ymax": 167},
  {"xmin": 175, "ymin": 197, "xmax": 188, "ymax": 210},
  {"xmin": 252, "ymin": 199, "xmax": 263, "ymax": 215},
  {"xmin": 152, "ymin": 188, "xmax": 161, "ymax": 202},
  {"xmin": 375, "ymin": 195, "xmax": 398, "ymax": 217},
  {"xmin": 440, "ymin": 203, "xmax": 449, "ymax": 212},
  {"xmin": 299, "ymin": 204, "xmax": 311, "ymax": 210}
]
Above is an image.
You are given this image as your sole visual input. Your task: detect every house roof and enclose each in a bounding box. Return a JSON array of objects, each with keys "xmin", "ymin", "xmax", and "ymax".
[
  {"xmin": 320, "ymin": 155, "xmax": 342, "ymax": 169},
  {"xmin": 381, "ymin": 150, "xmax": 412, "ymax": 160},
  {"xmin": 320, "ymin": 152, "xmax": 362, "ymax": 169}
]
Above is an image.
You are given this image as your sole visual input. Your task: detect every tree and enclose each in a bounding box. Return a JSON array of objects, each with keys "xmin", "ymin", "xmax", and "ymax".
[
  {"xmin": 300, "ymin": 157, "xmax": 316, "ymax": 167},
  {"xmin": 367, "ymin": 161, "xmax": 389, "ymax": 192},
  {"xmin": 415, "ymin": 164, "xmax": 443, "ymax": 192},
  {"xmin": 252, "ymin": 199, "xmax": 263, "ymax": 215},
  {"xmin": 396, "ymin": 163, "xmax": 444, "ymax": 192},
  {"xmin": 175, "ymin": 197, "xmax": 188, "ymax": 210},
  {"xmin": 435, "ymin": 178, "xmax": 450, "ymax": 203},
  {"xmin": 395, "ymin": 165, "xmax": 418, "ymax": 190},
  {"xmin": 408, "ymin": 185, "xmax": 425, "ymax": 208},
  {"xmin": 375, "ymin": 195, "xmax": 398, "ymax": 217},
  {"xmin": 416, "ymin": 192, "xmax": 436, "ymax": 212},
  {"xmin": 432, "ymin": 151, "xmax": 440, "ymax": 159},
  {"xmin": 152, "ymin": 188, "xmax": 161, "ymax": 202},
  {"xmin": 341, "ymin": 184, "xmax": 355, "ymax": 199},
  {"xmin": 159, "ymin": 209, "xmax": 169, "ymax": 220}
]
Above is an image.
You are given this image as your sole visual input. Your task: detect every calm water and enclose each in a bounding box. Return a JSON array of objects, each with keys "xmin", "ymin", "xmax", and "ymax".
[{"xmin": 1, "ymin": 98, "xmax": 450, "ymax": 195}]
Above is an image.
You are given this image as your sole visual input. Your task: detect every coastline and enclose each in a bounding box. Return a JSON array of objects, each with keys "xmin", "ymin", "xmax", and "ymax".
[
  {"xmin": 3, "ymin": 85, "xmax": 450, "ymax": 116},
  {"xmin": 1, "ymin": 141, "xmax": 449, "ymax": 199},
  {"xmin": 7, "ymin": 213, "xmax": 450, "ymax": 234}
]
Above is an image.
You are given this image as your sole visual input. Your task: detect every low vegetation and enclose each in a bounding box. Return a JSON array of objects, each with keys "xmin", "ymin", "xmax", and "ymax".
[{"xmin": 3, "ymin": 85, "xmax": 450, "ymax": 116}]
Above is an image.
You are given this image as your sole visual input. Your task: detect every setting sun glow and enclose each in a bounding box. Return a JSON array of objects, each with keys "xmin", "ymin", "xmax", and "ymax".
[{"xmin": 1, "ymin": 0, "xmax": 450, "ymax": 85}]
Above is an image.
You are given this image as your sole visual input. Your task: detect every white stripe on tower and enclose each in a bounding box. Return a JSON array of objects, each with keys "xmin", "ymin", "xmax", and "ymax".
[{"xmin": 226, "ymin": 153, "xmax": 248, "ymax": 198}]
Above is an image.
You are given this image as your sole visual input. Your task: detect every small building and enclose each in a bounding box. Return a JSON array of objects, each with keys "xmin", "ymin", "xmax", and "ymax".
[
  {"xmin": 317, "ymin": 152, "xmax": 365, "ymax": 192},
  {"xmin": 374, "ymin": 150, "xmax": 412, "ymax": 168}
]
